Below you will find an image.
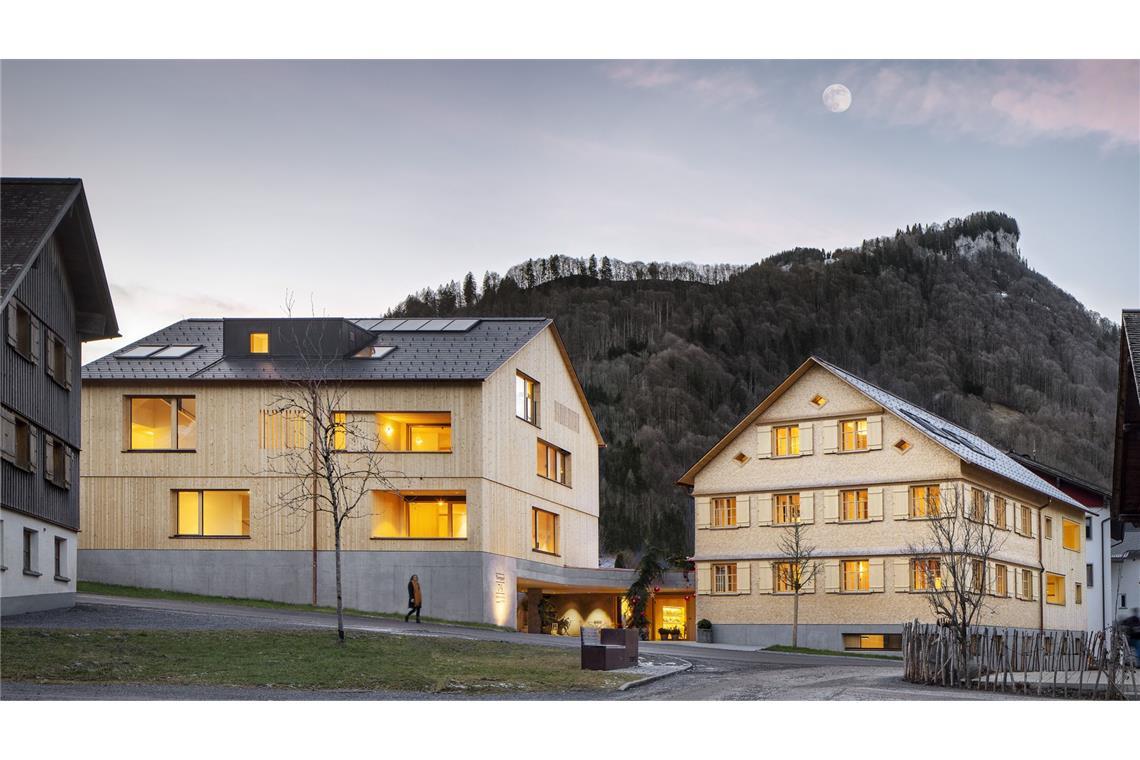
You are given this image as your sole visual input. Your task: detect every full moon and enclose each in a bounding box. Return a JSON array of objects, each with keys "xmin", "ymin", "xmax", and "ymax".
[{"xmin": 822, "ymin": 83, "xmax": 852, "ymax": 113}]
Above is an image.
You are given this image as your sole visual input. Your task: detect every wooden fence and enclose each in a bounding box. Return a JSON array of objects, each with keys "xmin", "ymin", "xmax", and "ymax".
[{"xmin": 902, "ymin": 621, "xmax": 1137, "ymax": 698}]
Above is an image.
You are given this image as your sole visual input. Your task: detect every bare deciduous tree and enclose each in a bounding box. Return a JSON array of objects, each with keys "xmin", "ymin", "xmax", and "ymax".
[{"xmin": 775, "ymin": 521, "xmax": 820, "ymax": 649}]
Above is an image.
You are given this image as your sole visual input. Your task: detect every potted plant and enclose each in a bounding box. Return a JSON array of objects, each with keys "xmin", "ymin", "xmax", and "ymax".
[
  {"xmin": 658, "ymin": 626, "xmax": 670, "ymax": 640},
  {"xmin": 668, "ymin": 626, "xmax": 682, "ymax": 641},
  {"xmin": 697, "ymin": 618, "xmax": 713, "ymax": 643}
]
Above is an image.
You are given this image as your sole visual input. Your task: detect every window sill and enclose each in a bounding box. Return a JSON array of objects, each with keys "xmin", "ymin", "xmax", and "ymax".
[
  {"xmin": 46, "ymin": 479, "xmax": 70, "ymax": 491},
  {"xmin": 169, "ymin": 534, "xmax": 251, "ymax": 540},
  {"xmin": 54, "ymin": 575, "xmax": 71, "ymax": 583},
  {"xmin": 531, "ymin": 548, "xmax": 560, "ymax": 557},
  {"xmin": 837, "ymin": 589, "xmax": 876, "ymax": 595},
  {"xmin": 125, "ymin": 449, "xmax": 197, "ymax": 454},
  {"xmin": 770, "ymin": 453, "xmax": 805, "ymax": 460},
  {"xmin": 834, "ymin": 448, "xmax": 870, "ymax": 455},
  {"xmin": 1045, "ymin": 600, "xmax": 1065, "ymax": 606},
  {"xmin": 23, "ymin": 569, "xmax": 42, "ymax": 578},
  {"xmin": 370, "ymin": 536, "xmax": 467, "ymax": 541},
  {"xmin": 838, "ymin": 518, "xmax": 876, "ymax": 524},
  {"xmin": 338, "ymin": 450, "xmax": 453, "ymax": 455},
  {"xmin": 516, "ymin": 415, "xmax": 540, "ymax": 429},
  {"xmin": 48, "ymin": 375, "xmax": 72, "ymax": 392},
  {"xmin": 536, "ymin": 475, "xmax": 571, "ymax": 488},
  {"xmin": 4, "ymin": 460, "xmax": 34, "ymax": 473},
  {"xmin": 707, "ymin": 524, "xmax": 744, "ymax": 530}
]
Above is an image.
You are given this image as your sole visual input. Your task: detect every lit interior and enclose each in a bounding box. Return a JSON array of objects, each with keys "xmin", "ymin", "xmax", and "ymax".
[
  {"xmin": 840, "ymin": 418, "xmax": 868, "ymax": 451},
  {"xmin": 911, "ymin": 484, "xmax": 941, "ymax": 517},
  {"xmin": 912, "ymin": 558, "xmax": 943, "ymax": 590},
  {"xmin": 249, "ymin": 332, "xmax": 270, "ymax": 353},
  {"xmin": 842, "ymin": 559, "xmax": 870, "ymax": 591},
  {"xmin": 372, "ymin": 491, "xmax": 466, "ymax": 538},
  {"xmin": 774, "ymin": 425, "xmax": 800, "ymax": 456},
  {"xmin": 533, "ymin": 508, "xmax": 558, "ymax": 552},
  {"xmin": 375, "ymin": 412, "xmax": 452, "ymax": 452},
  {"xmin": 131, "ymin": 397, "xmax": 173, "ymax": 449},
  {"xmin": 841, "ymin": 489, "xmax": 869, "ymax": 521},
  {"xmin": 1045, "ymin": 572, "xmax": 1066, "ymax": 604},
  {"xmin": 515, "ymin": 373, "xmax": 538, "ymax": 423},
  {"xmin": 712, "ymin": 496, "xmax": 737, "ymax": 527},
  {"xmin": 1061, "ymin": 518, "xmax": 1081, "ymax": 550},
  {"xmin": 176, "ymin": 490, "xmax": 250, "ymax": 536},
  {"xmin": 773, "ymin": 492, "xmax": 800, "ymax": 523}
]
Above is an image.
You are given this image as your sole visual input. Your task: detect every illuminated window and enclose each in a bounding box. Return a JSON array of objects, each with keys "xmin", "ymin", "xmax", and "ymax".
[
  {"xmin": 773, "ymin": 425, "xmax": 800, "ymax": 456},
  {"xmin": 1044, "ymin": 516, "xmax": 1053, "ymax": 540},
  {"xmin": 175, "ymin": 490, "xmax": 250, "ymax": 537},
  {"xmin": 733, "ymin": 452, "xmax": 748, "ymax": 464},
  {"xmin": 1075, "ymin": 582, "xmax": 1082, "ymax": 605},
  {"xmin": 249, "ymin": 332, "xmax": 269, "ymax": 354},
  {"xmin": 1045, "ymin": 572, "xmax": 1065, "ymax": 605},
  {"xmin": 971, "ymin": 489, "xmax": 987, "ymax": 522},
  {"xmin": 842, "ymin": 559, "xmax": 870, "ymax": 592},
  {"xmin": 994, "ymin": 564, "xmax": 1009, "ymax": 597},
  {"xmin": 773, "ymin": 493, "xmax": 800, "ymax": 524},
  {"xmin": 713, "ymin": 563, "xmax": 737, "ymax": 593},
  {"xmin": 1061, "ymin": 518, "xmax": 1081, "ymax": 551},
  {"xmin": 331, "ymin": 412, "xmax": 347, "ymax": 451},
  {"xmin": 516, "ymin": 372, "xmax": 539, "ymax": 425},
  {"xmin": 839, "ymin": 419, "xmax": 868, "ymax": 451},
  {"xmin": 843, "ymin": 633, "xmax": 901, "ymax": 651},
  {"xmin": 910, "ymin": 484, "xmax": 941, "ymax": 518},
  {"xmin": 259, "ymin": 409, "xmax": 310, "ymax": 449},
  {"xmin": 376, "ymin": 412, "xmax": 452, "ymax": 452},
  {"xmin": 993, "ymin": 496, "xmax": 1008, "ymax": 529},
  {"xmin": 533, "ymin": 508, "xmax": 558, "ymax": 554},
  {"xmin": 912, "ymin": 558, "xmax": 942, "ymax": 591},
  {"xmin": 810, "ymin": 394, "xmax": 827, "ymax": 408},
  {"xmin": 893, "ymin": 439, "xmax": 911, "ymax": 453},
  {"xmin": 840, "ymin": 489, "xmax": 868, "ymax": 521},
  {"xmin": 536, "ymin": 439, "xmax": 571, "ymax": 486},
  {"xmin": 129, "ymin": 397, "xmax": 196, "ymax": 450},
  {"xmin": 1022, "ymin": 569, "xmax": 1034, "ymax": 600},
  {"xmin": 711, "ymin": 496, "xmax": 737, "ymax": 528},
  {"xmin": 774, "ymin": 561, "xmax": 801, "ymax": 593},
  {"xmin": 1019, "ymin": 505, "xmax": 1033, "ymax": 537},
  {"xmin": 371, "ymin": 491, "xmax": 467, "ymax": 539}
]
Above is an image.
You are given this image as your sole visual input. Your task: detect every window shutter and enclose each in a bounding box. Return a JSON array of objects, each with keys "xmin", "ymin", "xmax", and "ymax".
[
  {"xmin": 799, "ymin": 422, "xmax": 814, "ymax": 455},
  {"xmin": 29, "ymin": 318, "xmax": 40, "ymax": 364},
  {"xmin": 867, "ymin": 415, "xmax": 883, "ymax": 450},
  {"xmin": 822, "ymin": 422, "xmax": 838, "ymax": 454},
  {"xmin": 1, "ymin": 409, "xmax": 15, "ymax": 459},
  {"xmin": 868, "ymin": 487, "xmax": 884, "ymax": 521},
  {"xmin": 756, "ymin": 425, "xmax": 772, "ymax": 458},
  {"xmin": 801, "ymin": 567, "xmax": 816, "ymax": 593},
  {"xmin": 986, "ymin": 562, "xmax": 997, "ymax": 595},
  {"xmin": 28, "ymin": 426, "xmax": 38, "ymax": 472},
  {"xmin": 696, "ymin": 564, "xmax": 711, "ymax": 595},
  {"xmin": 1031, "ymin": 572, "xmax": 1040, "ymax": 602},
  {"xmin": 870, "ymin": 558, "xmax": 885, "ymax": 592},
  {"xmin": 824, "ymin": 561, "xmax": 840, "ymax": 593},
  {"xmin": 695, "ymin": 497, "xmax": 710, "ymax": 529},
  {"xmin": 756, "ymin": 493, "xmax": 772, "ymax": 527},
  {"xmin": 736, "ymin": 495, "xmax": 751, "ymax": 527},
  {"xmin": 736, "ymin": 562, "xmax": 751, "ymax": 595},
  {"xmin": 799, "ymin": 491, "xmax": 815, "ymax": 523},
  {"xmin": 822, "ymin": 490, "xmax": 839, "ymax": 523},
  {"xmin": 45, "ymin": 336, "xmax": 57, "ymax": 376},
  {"xmin": 894, "ymin": 558, "xmax": 911, "ymax": 592},
  {"xmin": 1011, "ymin": 501, "xmax": 1020, "ymax": 533},
  {"xmin": 756, "ymin": 561, "xmax": 773, "ymax": 593},
  {"xmin": 960, "ymin": 483, "xmax": 972, "ymax": 516},
  {"xmin": 5, "ymin": 304, "xmax": 17, "ymax": 347},
  {"xmin": 891, "ymin": 486, "xmax": 910, "ymax": 519},
  {"xmin": 64, "ymin": 344, "xmax": 74, "ymax": 388},
  {"xmin": 43, "ymin": 435, "xmax": 56, "ymax": 481},
  {"xmin": 63, "ymin": 448, "xmax": 73, "ymax": 488}
]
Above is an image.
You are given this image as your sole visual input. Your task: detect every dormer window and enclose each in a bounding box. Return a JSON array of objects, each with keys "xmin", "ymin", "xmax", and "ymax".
[{"xmin": 249, "ymin": 332, "xmax": 270, "ymax": 354}]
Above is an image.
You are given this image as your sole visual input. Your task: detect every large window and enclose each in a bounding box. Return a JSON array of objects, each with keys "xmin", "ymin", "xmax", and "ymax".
[
  {"xmin": 372, "ymin": 492, "xmax": 467, "ymax": 539},
  {"xmin": 711, "ymin": 496, "xmax": 737, "ymax": 527},
  {"xmin": 910, "ymin": 484, "xmax": 941, "ymax": 518},
  {"xmin": 912, "ymin": 558, "xmax": 942, "ymax": 591},
  {"xmin": 842, "ymin": 559, "xmax": 870, "ymax": 592},
  {"xmin": 840, "ymin": 419, "xmax": 868, "ymax": 452},
  {"xmin": 713, "ymin": 563, "xmax": 738, "ymax": 593},
  {"xmin": 532, "ymin": 507, "xmax": 558, "ymax": 554},
  {"xmin": 129, "ymin": 397, "xmax": 196, "ymax": 450},
  {"xmin": 175, "ymin": 490, "xmax": 250, "ymax": 537},
  {"xmin": 774, "ymin": 561, "xmax": 801, "ymax": 593},
  {"xmin": 1061, "ymin": 518, "xmax": 1081, "ymax": 551},
  {"xmin": 536, "ymin": 439, "xmax": 571, "ymax": 486},
  {"xmin": 516, "ymin": 372, "xmax": 539, "ymax": 425},
  {"xmin": 1, "ymin": 408, "xmax": 35, "ymax": 471},
  {"xmin": 843, "ymin": 633, "xmax": 901, "ymax": 651},
  {"xmin": 1045, "ymin": 572, "xmax": 1065, "ymax": 605},
  {"xmin": 773, "ymin": 493, "xmax": 800, "ymax": 524},
  {"xmin": 376, "ymin": 412, "xmax": 452, "ymax": 452},
  {"xmin": 840, "ymin": 489, "xmax": 868, "ymax": 522},
  {"xmin": 994, "ymin": 564, "xmax": 1009, "ymax": 597},
  {"xmin": 773, "ymin": 425, "xmax": 800, "ymax": 457}
]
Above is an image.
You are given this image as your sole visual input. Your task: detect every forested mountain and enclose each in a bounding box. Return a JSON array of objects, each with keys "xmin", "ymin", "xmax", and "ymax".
[{"xmin": 390, "ymin": 212, "xmax": 1119, "ymax": 557}]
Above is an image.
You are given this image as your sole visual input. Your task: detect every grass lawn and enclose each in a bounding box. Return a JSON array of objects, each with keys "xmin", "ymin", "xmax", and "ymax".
[
  {"xmin": 764, "ymin": 645, "xmax": 901, "ymax": 661},
  {"xmin": 1, "ymin": 628, "xmax": 639, "ymax": 693},
  {"xmin": 76, "ymin": 580, "xmax": 510, "ymax": 631}
]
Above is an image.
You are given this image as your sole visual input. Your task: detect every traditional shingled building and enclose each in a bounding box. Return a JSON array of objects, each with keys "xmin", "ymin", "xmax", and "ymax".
[{"xmin": 2, "ymin": 178, "xmax": 118, "ymax": 615}]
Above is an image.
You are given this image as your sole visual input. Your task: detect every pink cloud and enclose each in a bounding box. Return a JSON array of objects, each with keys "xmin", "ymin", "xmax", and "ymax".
[{"xmin": 604, "ymin": 61, "xmax": 762, "ymax": 108}]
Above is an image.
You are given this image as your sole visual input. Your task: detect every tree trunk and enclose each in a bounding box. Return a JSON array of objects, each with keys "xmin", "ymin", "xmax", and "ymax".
[
  {"xmin": 334, "ymin": 516, "xmax": 345, "ymax": 643},
  {"xmin": 792, "ymin": 591, "xmax": 800, "ymax": 648}
]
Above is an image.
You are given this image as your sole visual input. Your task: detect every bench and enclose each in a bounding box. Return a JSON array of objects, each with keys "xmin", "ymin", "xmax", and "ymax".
[{"xmin": 580, "ymin": 626, "xmax": 639, "ymax": 670}]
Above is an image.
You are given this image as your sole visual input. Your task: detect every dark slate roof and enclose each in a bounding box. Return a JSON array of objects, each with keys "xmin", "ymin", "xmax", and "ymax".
[
  {"xmin": 814, "ymin": 357, "xmax": 1089, "ymax": 512},
  {"xmin": 1, "ymin": 179, "xmax": 81, "ymax": 300},
  {"xmin": 1124, "ymin": 310, "xmax": 1140, "ymax": 405},
  {"xmin": 83, "ymin": 317, "xmax": 550, "ymax": 382}
]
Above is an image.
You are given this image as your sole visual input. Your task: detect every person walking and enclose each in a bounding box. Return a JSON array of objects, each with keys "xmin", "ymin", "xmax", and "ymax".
[{"xmin": 404, "ymin": 574, "xmax": 423, "ymax": 623}]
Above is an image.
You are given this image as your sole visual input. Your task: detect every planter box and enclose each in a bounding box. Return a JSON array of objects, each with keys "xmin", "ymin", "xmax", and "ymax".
[{"xmin": 697, "ymin": 629, "xmax": 713, "ymax": 643}]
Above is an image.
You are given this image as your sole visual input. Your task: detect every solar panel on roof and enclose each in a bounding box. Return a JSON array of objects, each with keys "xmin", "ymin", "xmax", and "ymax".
[
  {"xmin": 419, "ymin": 319, "xmax": 454, "ymax": 331},
  {"xmin": 151, "ymin": 345, "xmax": 201, "ymax": 359},
  {"xmin": 117, "ymin": 345, "xmax": 164, "ymax": 359},
  {"xmin": 442, "ymin": 319, "xmax": 480, "ymax": 332},
  {"xmin": 393, "ymin": 319, "xmax": 430, "ymax": 331},
  {"xmin": 373, "ymin": 319, "xmax": 406, "ymax": 331}
]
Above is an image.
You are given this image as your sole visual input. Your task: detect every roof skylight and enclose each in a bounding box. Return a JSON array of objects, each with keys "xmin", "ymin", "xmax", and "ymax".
[
  {"xmin": 152, "ymin": 345, "xmax": 201, "ymax": 358},
  {"xmin": 116, "ymin": 345, "xmax": 164, "ymax": 359}
]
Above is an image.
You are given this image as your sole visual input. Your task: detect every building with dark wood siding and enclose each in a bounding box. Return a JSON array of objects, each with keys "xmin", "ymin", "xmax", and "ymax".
[
  {"xmin": 1, "ymin": 178, "xmax": 118, "ymax": 615},
  {"xmin": 1112, "ymin": 310, "xmax": 1140, "ymax": 529}
]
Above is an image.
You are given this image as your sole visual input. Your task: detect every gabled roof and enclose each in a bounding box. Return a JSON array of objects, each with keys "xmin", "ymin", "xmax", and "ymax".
[
  {"xmin": 678, "ymin": 356, "xmax": 1087, "ymax": 512},
  {"xmin": 1, "ymin": 178, "xmax": 119, "ymax": 340}
]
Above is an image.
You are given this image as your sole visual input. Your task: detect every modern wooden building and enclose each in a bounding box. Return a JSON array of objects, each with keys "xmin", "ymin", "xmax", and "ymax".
[
  {"xmin": 678, "ymin": 356, "xmax": 1092, "ymax": 652},
  {"xmin": 1, "ymin": 178, "xmax": 119, "ymax": 615},
  {"xmin": 80, "ymin": 315, "xmax": 693, "ymax": 631}
]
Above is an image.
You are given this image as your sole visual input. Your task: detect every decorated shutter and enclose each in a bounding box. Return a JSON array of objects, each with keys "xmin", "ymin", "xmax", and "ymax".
[
  {"xmin": 894, "ymin": 558, "xmax": 911, "ymax": 592},
  {"xmin": 695, "ymin": 496, "xmax": 710, "ymax": 529},
  {"xmin": 868, "ymin": 487, "xmax": 884, "ymax": 521},
  {"xmin": 29, "ymin": 318, "xmax": 40, "ymax": 364},
  {"xmin": 756, "ymin": 561, "xmax": 773, "ymax": 593},
  {"xmin": 822, "ymin": 490, "xmax": 839, "ymax": 523},
  {"xmin": 869, "ymin": 558, "xmax": 885, "ymax": 592},
  {"xmin": 736, "ymin": 562, "xmax": 751, "ymax": 595},
  {"xmin": 43, "ymin": 435, "xmax": 56, "ymax": 481},
  {"xmin": 736, "ymin": 495, "xmax": 751, "ymax": 527},
  {"xmin": 696, "ymin": 564, "xmax": 711, "ymax": 595},
  {"xmin": 825, "ymin": 561, "xmax": 840, "ymax": 593},
  {"xmin": 799, "ymin": 491, "xmax": 815, "ymax": 523},
  {"xmin": 867, "ymin": 415, "xmax": 883, "ymax": 450},
  {"xmin": 756, "ymin": 493, "xmax": 772, "ymax": 527},
  {"xmin": 28, "ymin": 426, "xmax": 38, "ymax": 472},
  {"xmin": 756, "ymin": 425, "xmax": 772, "ymax": 458},
  {"xmin": 799, "ymin": 422, "xmax": 814, "ymax": 455},
  {"xmin": 64, "ymin": 344, "xmax": 74, "ymax": 389},
  {"xmin": 822, "ymin": 422, "xmax": 838, "ymax": 454},
  {"xmin": 891, "ymin": 486, "xmax": 910, "ymax": 519}
]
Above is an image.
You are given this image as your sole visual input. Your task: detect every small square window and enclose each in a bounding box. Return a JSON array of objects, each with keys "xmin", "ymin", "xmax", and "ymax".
[
  {"xmin": 810, "ymin": 394, "xmax": 827, "ymax": 407},
  {"xmin": 733, "ymin": 452, "xmax": 748, "ymax": 464},
  {"xmin": 249, "ymin": 332, "xmax": 270, "ymax": 353},
  {"xmin": 893, "ymin": 439, "xmax": 911, "ymax": 453}
]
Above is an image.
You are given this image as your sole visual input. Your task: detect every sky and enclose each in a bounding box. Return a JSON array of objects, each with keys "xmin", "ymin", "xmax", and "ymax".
[{"xmin": 1, "ymin": 60, "xmax": 1137, "ymax": 361}]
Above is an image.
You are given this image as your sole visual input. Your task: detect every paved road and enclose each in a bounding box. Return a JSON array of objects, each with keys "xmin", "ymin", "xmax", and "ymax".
[{"xmin": 2, "ymin": 594, "xmax": 1032, "ymax": 700}]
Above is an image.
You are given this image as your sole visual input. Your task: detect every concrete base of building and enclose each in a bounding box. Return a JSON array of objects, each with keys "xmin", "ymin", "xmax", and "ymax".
[
  {"xmin": 710, "ymin": 622, "xmax": 904, "ymax": 653},
  {"xmin": 1, "ymin": 591, "xmax": 76, "ymax": 617}
]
